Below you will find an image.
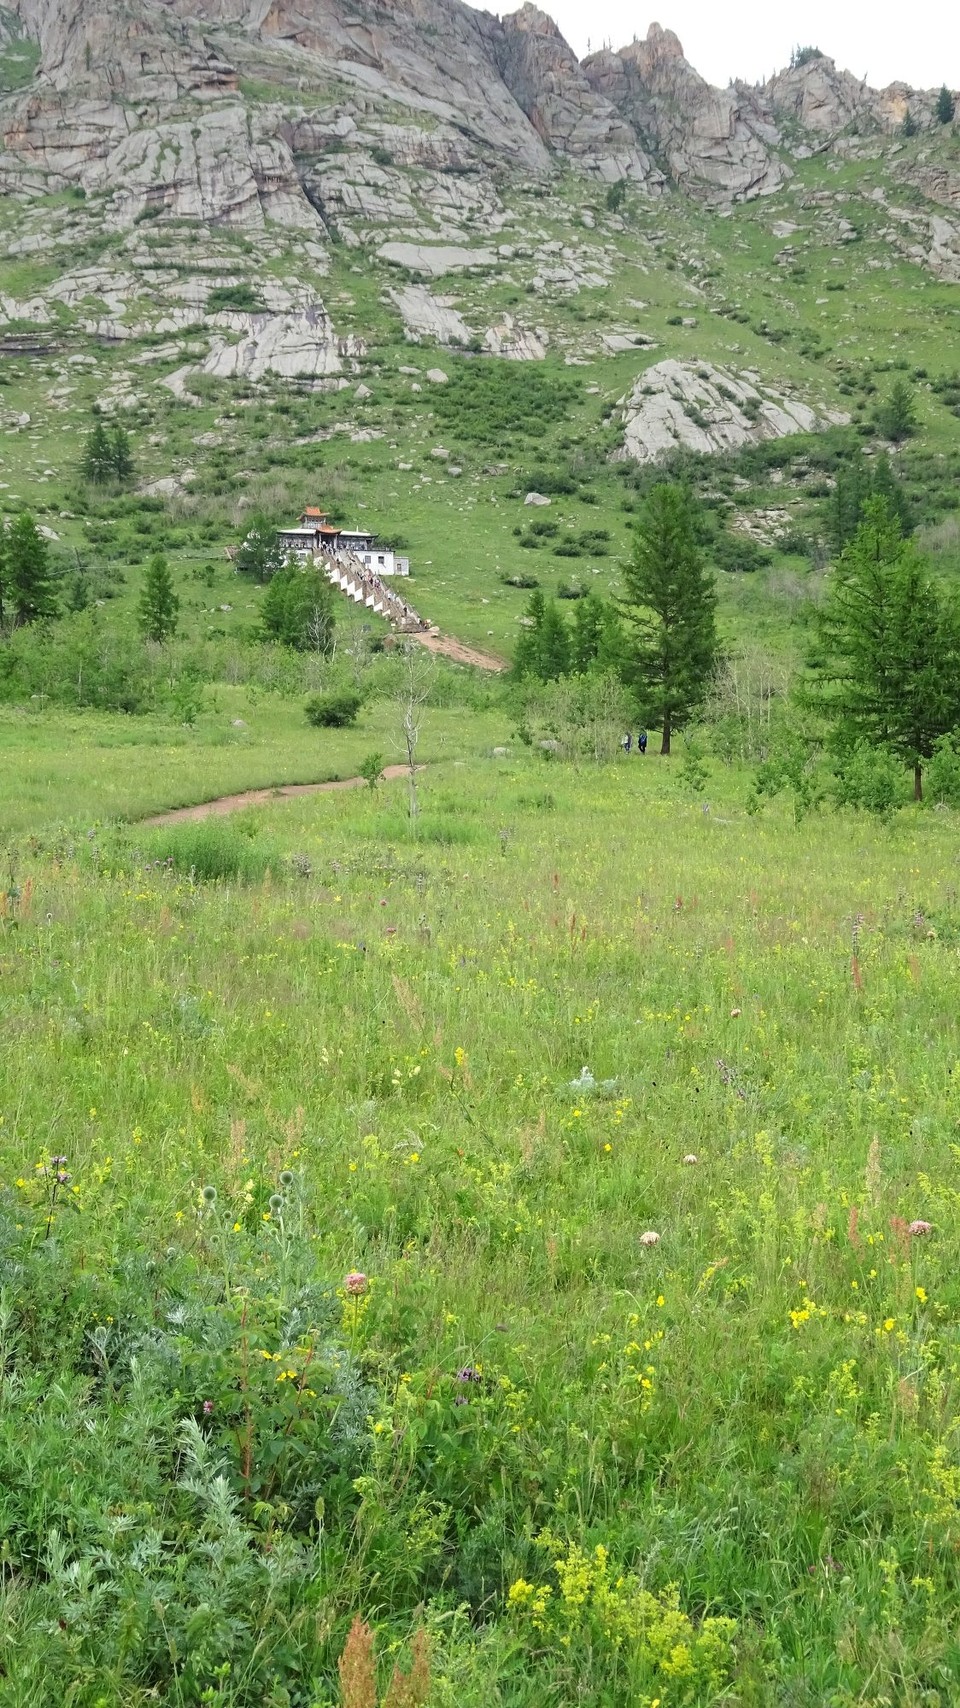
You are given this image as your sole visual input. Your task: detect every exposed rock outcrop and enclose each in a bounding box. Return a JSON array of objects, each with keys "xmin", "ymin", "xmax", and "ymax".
[
  {"xmin": 584, "ymin": 24, "xmax": 785, "ymax": 204},
  {"xmin": 203, "ymin": 307, "xmax": 362, "ymax": 381},
  {"xmin": 763, "ymin": 52, "xmax": 941, "ymax": 137},
  {"xmin": 389, "ymin": 284, "xmax": 472, "ymax": 345},
  {"xmin": 616, "ymin": 359, "xmax": 829, "ymax": 463},
  {"xmin": 496, "ymin": 4, "xmax": 661, "ymax": 187}
]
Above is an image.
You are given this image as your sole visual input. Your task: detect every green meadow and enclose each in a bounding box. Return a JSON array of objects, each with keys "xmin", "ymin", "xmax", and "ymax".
[{"xmin": 2, "ymin": 742, "xmax": 959, "ymax": 1705}]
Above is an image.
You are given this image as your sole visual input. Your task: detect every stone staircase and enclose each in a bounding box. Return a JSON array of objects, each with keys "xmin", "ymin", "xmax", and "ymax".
[{"xmin": 319, "ymin": 553, "xmax": 432, "ymax": 635}]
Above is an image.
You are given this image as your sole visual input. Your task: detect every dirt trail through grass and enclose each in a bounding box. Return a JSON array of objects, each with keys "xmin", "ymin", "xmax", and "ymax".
[
  {"xmin": 141, "ymin": 765, "xmax": 414, "ymax": 826},
  {"xmin": 416, "ymin": 632, "xmax": 506, "ymax": 670}
]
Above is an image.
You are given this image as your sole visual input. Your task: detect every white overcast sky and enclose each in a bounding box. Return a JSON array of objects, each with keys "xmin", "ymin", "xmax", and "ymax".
[{"xmin": 480, "ymin": 2, "xmax": 959, "ymax": 90}]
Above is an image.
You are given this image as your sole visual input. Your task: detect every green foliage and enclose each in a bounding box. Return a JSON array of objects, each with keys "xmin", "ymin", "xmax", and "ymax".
[
  {"xmin": 512, "ymin": 589, "xmax": 569, "ymax": 682},
  {"xmin": 810, "ymin": 498, "xmax": 960, "ymax": 798},
  {"xmin": 789, "ymin": 44, "xmax": 824, "ymax": 67},
  {"xmin": 138, "ymin": 819, "xmax": 279, "ymax": 881},
  {"xmin": 710, "ymin": 529, "xmax": 771, "ymax": 575},
  {"xmin": 516, "ymin": 668, "xmax": 633, "ymax": 761},
  {"xmin": 924, "ymin": 732, "xmax": 960, "ymax": 806},
  {"xmin": 260, "ymin": 563, "xmax": 336, "ymax": 652},
  {"xmin": 827, "ymin": 448, "xmax": 911, "ymax": 555},
  {"xmin": 80, "ymin": 417, "xmax": 134, "ymax": 485},
  {"xmin": 234, "ymin": 519, "xmax": 283, "ymax": 584},
  {"xmin": 901, "ymin": 109, "xmax": 919, "ymax": 137},
  {"xmin": 2, "ymin": 510, "xmax": 57, "ymax": 627},
  {"xmin": 360, "ymin": 750, "xmax": 385, "ymax": 786},
  {"xmin": 936, "ymin": 84, "xmax": 955, "ymax": 124},
  {"xmin": 305, "ymin": 688, "xmax": 362, "ymax": 727},
  {"xmin": 621, "ymin": 483, "xmax": 719, "ymax": 755},
  {"xmin": 137, "ymin": 552, "xmax": 179, "ymax": 643},
  {"xmin": 604, "ymin": 179, "xmax": 628, "ymax": 212},
  {"xmin": 678, "ymin": 735, "xmax": 709, "ymax": 793},
  {"xmin": 875, "ymin": 377, "xmax": 918, "ymax": 443},
  {"xmin": 206, "ymin": 283, "xmax": 266, "ymax": 313},
  {"xmin": 831, "ymin": 740, "xmax": 907, "ymax": 818},
  {"xmin": 428, "ymin": 362, "xmax": 579, "ymax": 445}
]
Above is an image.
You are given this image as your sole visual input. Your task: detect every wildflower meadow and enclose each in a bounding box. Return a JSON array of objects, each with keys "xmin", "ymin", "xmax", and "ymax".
[{"xmin": 1, "ymin": 751, "xmax": 959, "ymax": 1706}]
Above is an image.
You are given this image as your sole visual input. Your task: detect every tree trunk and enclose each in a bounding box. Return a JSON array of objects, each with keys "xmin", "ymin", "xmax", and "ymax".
[
  {"xmin": 660, "ymin": 712, "xmax": 671, "ymax": 757},
  {"xmin": 914, "ymin": 762, "xmax": 923, "ymax": 803}
]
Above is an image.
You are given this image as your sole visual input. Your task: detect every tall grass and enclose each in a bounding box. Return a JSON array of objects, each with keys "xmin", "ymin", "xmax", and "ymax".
[{"xmin": 1, "ymin": 754, "xmax": 959, "ymax": 1703}]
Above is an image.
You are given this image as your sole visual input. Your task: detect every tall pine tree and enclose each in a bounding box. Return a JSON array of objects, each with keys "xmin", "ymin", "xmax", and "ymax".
[
  {"xmin": 621, "ymin": 483, "xmax": 718, "ymax": 755},
  {"xmin": 137, "ymin": 553, "xmax": 179, "ymax": 642},
  {"xmin": 111, "ymin": 425, "xmax": 134, "ymax": 484},
  {"xmin": 6, "ymin": 512, "xmax": 57, "ymax": 626},
  {"xmin": 810, "ymin": 498, "xmax": 960, "ymax": 800},
  {"xmin": 936, "ymin": 85, "xmax": 955, "ymax": 124},
  {"xmin": 81, "ymin": 419, "xmax": 116, "ymax": 485}
]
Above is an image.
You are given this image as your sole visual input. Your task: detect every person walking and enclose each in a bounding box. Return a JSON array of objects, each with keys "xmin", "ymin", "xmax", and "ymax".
[
  {"xmin": 621, "ymin": 731, "xmax": 632, "ymax": 755},
  {"xmin": 638, "ymin": 730, "xmax": 648, "ymax": 754}
]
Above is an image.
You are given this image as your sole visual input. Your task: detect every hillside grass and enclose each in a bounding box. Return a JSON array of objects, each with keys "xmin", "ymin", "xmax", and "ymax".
[
  {"xmin": 0, "ymin": 697, "xmax": 507, "ymax": 835},
  {"xmin": 1, "ymin": 749, "xmax": 959, "ymax": 1704}
]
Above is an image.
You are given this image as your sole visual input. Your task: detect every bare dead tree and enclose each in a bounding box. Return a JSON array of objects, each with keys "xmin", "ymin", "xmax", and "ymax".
[{"xmin": 391, "ymin": 641, "xmax": 435, "ymax": 824}]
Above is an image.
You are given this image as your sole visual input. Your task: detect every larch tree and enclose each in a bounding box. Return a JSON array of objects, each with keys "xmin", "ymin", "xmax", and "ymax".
[
  {"xmin": 137, "ymin": 553, "xmax": 179, "ymax": 643},
  {"xmin": 621, "ymin": 482, "xmax": 718, "ymax": 755},
  {"xmin": 810, "ymin": 497, "xmax": 960, "ymax": 800},
  {"xmin": 6, "ymin": 512, "xmax": 57, "ymax": 626}
]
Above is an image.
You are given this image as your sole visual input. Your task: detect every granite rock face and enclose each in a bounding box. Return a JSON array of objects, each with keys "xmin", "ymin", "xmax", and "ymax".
[
  {"xmin": 496, "ymin": 4, "xmax": 662, "ymax": 188},
  {"xmin": 763, "ymin": 52, "xmax": 939, "ymax": 136},
  {"xmin": 583, "ymin": 24, "xmax": 785, "ymax": 204},
  {"xmin": 0, "ymin": 0, "xmax": 955, "ymax": 270},
  {"xmin": 616, "ymin": 359, "xmax": 827, "ymax": 463}
]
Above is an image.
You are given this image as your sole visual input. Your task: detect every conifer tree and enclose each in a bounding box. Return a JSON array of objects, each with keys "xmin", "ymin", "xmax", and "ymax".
[
  {"xmin": 537, "ymin": 599, "xmax": 572, "ymax": 681},
  {"xmin": 621, "ymin": 482, "xmax": 718, "ymax": 755},
  {"xmin": 513, "ymin": 588, "xmax": 546, "ymax": 679},
  {"xmin": 6, "ymin": 512, "xmax": 57, "ymax": 626},
  {"xmin": 875, "ymin": 377, "xmax": 918, "ymax": 444},
  {"xmin": 810, "ymin": 498, "xmax": 960, "ymax": 800},
  {"xmin": 936, "ymin": 84, "xmax": 955, "ymax": 125},
  {"xmin": 137, "ymin": 553, "xmax": 179, "ymax": 642},
  {"xmin": 81, "ymin": 418, "xmax": 115, "ymax": 484},
  {"xmin": 110, "ymin": 424, "xmax": 134, "ymax": 484}
]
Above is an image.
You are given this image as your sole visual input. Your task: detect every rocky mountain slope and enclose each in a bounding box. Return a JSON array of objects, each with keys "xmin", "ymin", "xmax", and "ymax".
[{"xmin": 0, "ymin": 0, "xmax": 959, "ymax": 649}]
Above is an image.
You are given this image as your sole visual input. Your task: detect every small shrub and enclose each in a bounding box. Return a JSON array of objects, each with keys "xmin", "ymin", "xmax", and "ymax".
[{"xmin": 305, "ymin": 690, "xmax": 362, "ymax": 728}]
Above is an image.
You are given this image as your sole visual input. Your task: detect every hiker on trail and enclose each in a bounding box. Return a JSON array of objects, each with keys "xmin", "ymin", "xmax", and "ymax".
[
  {"xmin": 621, "ymin": 731, "xmax": 632, "ymax": 755},
  {"xmin": 638, "ymin": 730, "xmax": 648, "ymax": 754}
]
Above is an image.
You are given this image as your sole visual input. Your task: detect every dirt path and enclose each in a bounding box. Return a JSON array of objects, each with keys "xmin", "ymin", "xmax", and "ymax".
[
  {"xmin": 416, "ymin": 632, "xmax": 506, "ymax": 671},
  {"xmin": 141, "ymin": 765, "xmax": 415, "ymax": 827}
]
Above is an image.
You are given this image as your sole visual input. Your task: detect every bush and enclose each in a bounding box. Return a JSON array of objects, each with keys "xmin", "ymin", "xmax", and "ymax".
[
  {"xmin": 305, "ymin": 690, "xmax": 362, "ymax": 728},
  {"xmin": 832, "ymin": 744, "xmax": 908, "ymax": 818},
  {"xmin": 925, "ymin": 734, "xmax": 960, "ymax": 806},
  {"xmin": 206, "ymin": 283, "xmax": 265, "ymax": 313}
]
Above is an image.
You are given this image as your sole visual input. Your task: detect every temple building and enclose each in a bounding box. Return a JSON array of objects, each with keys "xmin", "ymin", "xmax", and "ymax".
[{"xmin": 276, "ymin": 509, "xmax": 410, "ymax": 575}]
